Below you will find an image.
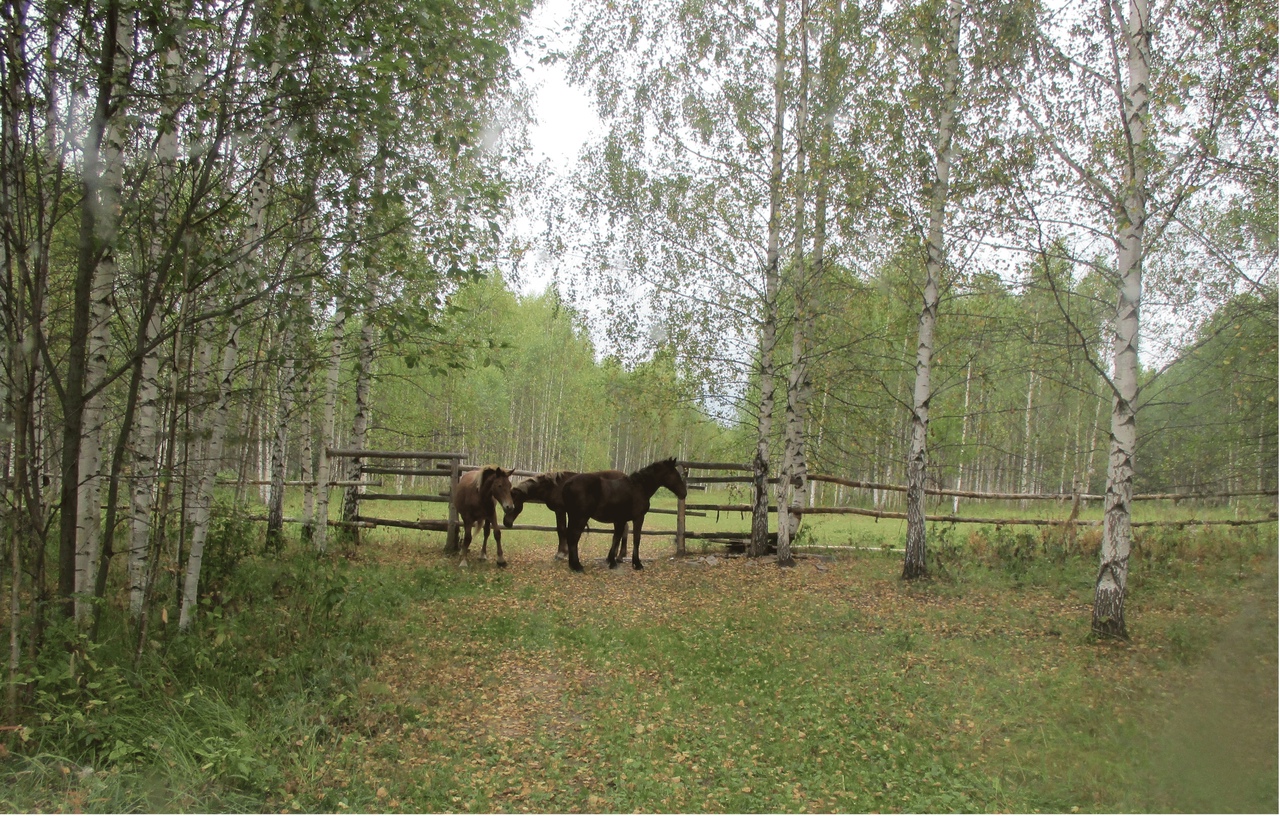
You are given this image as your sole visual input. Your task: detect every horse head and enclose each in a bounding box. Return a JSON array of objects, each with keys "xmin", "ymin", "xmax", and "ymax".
[
  {"xmin": 502, "ymin": 479, "xmax": 528, "ymax": 528},
  {"xmin": 481, "ymin": 466, "xmax": 516, "ymax": 515},
  {"xmin": 658, "ymin": 457, "xmax": 687, "ymax": 500}
]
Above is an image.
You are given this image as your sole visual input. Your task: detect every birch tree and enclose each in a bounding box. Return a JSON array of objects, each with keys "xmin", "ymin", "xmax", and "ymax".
[
  {"xmin": 180, "ymin": 12, "xmax": 284, "ymax": 630},
  {"xmin": 1014, "ymin": 0, "xmax": 1274, "ymax": 636},
  {"xmin": 749, "ymin": 0, "xmax": 790, "ymax": 558},
  {"xmin": 902, "ymin": 0, "xmax": 961, "ymax": 580},
  {"xmin": 59, "ymin": 0, "xmax": 132, "ymax": 618}
]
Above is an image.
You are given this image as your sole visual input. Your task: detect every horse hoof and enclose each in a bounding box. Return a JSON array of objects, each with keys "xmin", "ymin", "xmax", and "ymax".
[
  {"xmin": 497, "ymin": 560, "xmax": 507, "ymax": 568},
  {"xmin": 608, "ymin": 560, "xmax": 618, "ymax": 569},
  {"xmin": 570, "ymin": 564, "xmax": 584, "ymax": 573},
  {"xmin": 633, "ymin": 562, "xmax": 644, "ymax": 571}
]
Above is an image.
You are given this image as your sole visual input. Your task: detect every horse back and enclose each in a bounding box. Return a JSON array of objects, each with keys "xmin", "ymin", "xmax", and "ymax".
[{"xmin": 562, "ymin": 471, "xmax": 646, "ymax": 524}]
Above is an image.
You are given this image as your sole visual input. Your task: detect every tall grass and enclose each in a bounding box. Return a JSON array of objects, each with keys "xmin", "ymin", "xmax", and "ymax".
[{"xmin": 0, "ymin": 528, "xmax": 502, "ymax": 812}]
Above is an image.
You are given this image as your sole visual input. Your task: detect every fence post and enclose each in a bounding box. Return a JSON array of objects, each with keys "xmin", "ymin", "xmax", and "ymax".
[
  {"xmin": 676, "ymin": 464, "xmax": 687, "ymax": 556},
  {"xmin": 445, "ymin": 458, "xmax": 461, "ymax": 553}
]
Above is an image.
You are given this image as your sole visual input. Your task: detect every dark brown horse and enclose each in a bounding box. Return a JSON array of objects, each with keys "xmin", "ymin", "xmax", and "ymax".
[
  {"xmin": 559, "ymin": 458, "xmax": 687, "ymax": 573},
  {"xmin": 502, "ymin": 469, "xmax": 629, "ymax": 559},
  {"xmin": 452, "ymin": 465, "xmax": 516, "ymax": 567}
]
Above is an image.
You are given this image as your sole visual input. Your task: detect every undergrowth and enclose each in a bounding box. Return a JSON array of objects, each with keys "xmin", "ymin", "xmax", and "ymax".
[{"xmin": 0, "ymin": 538, "xmax": 499, "ymax": 812}]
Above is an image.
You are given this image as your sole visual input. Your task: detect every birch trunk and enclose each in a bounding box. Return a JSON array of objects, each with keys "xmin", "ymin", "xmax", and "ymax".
[
  {"xmin": 313, "ymin": 300, "xmax": 346, "ymax": 554},
  {"xmin": 181, "ymin": 152, "xmax": 276, "ymax": 626},
  {"xmin": 1082, "ymin": 377, "xmax": 1106, "ymax": 504},
  {"xmin": 904, "ymin": 0, "xmax": 961, "ymax": 580},
  {"xmin": 73, "ymin": 6, "xmax": 133, "ymax": 621},
  {"xmin": 751, "ymin": 0, "xmax": 788, "ymax": 558},
  {"xmin": 267, "ymin": 275, "xmax": 304, "ymax": 549},
  {"xmin": 266, "ymin": 341, "xmax": 294, "ymax": 548},
  {"xmin": 342, "ymin": 149, "xmax": 385, "ymax": 534},
  {"xmin": 299, "ymin": 370, "xmax": 315, "ymax": 542},
  {"xmin": 1019, "ymin": 347, "xmax": 1038, "ymax": 508},
  {"xmin": 73, "ymin": 249, "xmax": 113, "ymax": 621},
  {"xmin": 953, "ymin": 361, "xmax": 972, "ymax": 514},
  {"xmin": 126, "ymin": 305, "xmax": 164, "ymax": 618},
  {"xmin": 777, "ymin": 0, "xmax": 813, "ymax": 568},
  {"xmin": 341, "ymin": 299, "xmax": 376, "ymax": 529},
  {"xmin": 178, "ymin": 321, "xmax": 240, "ymax": 631},
  {"xmin": 1093, "ymin": 0, "xmax": 1149, "ymax": 640},
  {"xmin": 129, "ymin": 15, "xmax": 185, "ymax": 617}
]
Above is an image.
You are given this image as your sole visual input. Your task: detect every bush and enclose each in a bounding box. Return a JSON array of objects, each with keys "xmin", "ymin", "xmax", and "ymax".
[{"xmin": 200, "ymin": 500, "xmax": 257, "ymax": 599}]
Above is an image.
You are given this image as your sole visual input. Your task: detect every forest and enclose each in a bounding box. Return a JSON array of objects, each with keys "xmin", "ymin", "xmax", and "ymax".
[{"xmin": 0, "ymin": 0, "xmax": 1275, "ymax": 810}]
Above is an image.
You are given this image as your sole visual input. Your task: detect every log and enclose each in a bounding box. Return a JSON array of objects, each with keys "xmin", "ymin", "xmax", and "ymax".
[
  {"xmin": 678, "ymin": 460, "xmax": 753, "ymax": 471},
  {"xmin": 361, "ymin": 467, "xmax": 452, "ymax": 477},
  {"xmin": 326, "ymin": 448, "xmax": 466, "ymax": 460},
  {"xmin": 806, "ymin": 473, "xmax": 1278, "ymax": 503}
]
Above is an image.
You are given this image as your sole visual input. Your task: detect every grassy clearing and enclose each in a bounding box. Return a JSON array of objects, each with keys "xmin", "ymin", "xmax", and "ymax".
[{"xmin": 1, "ymin": 509, "xmax": 1275, "ymax": 813}]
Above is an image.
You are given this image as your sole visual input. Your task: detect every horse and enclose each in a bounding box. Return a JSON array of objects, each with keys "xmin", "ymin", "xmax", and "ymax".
[
  {"xmin": 502, "ymin": 469, "xmax": 629, "ymax": 559},
  {"xmin": 559, "ymin": 458, "xmax": 687, "ymax": 573},
  {"xmin": 451, "ymin": 465, "xmax": 516, "ymax": 567}
]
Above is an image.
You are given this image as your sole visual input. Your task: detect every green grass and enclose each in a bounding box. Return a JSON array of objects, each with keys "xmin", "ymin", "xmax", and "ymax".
[{"xmin": 1, "ymin": 506, "xmax": 1274, "ymax": 813}]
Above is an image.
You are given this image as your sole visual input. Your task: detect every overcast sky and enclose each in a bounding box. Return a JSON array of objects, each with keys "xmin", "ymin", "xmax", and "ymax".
[{"xmin": 518, "ymin": 0, "xmax": 597, "ymax": 174}]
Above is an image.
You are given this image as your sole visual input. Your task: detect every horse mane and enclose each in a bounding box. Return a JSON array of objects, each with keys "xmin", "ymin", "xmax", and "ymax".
[
  {"xmin": 629, "ymin": 457, "xmax": 678, "ymax": 481},
  {"xmin": 474, "ymin": 464, "xmax": 512, "ymax": 490}
]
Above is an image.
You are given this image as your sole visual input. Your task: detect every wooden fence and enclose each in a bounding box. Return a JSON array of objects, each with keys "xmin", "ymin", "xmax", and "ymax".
[{"xmin": 245, "ymin": 450, "xmax": 1278, "ymax": 554}]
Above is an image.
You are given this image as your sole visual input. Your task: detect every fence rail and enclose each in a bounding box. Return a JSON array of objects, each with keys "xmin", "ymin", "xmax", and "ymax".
[
  {"xmin": 249, "ymin": 451, "xmax": 1276, "ymax": 553},
  {"xmin": 807, "ymin": 473, "xmax": 1280, "ymax": 502}
]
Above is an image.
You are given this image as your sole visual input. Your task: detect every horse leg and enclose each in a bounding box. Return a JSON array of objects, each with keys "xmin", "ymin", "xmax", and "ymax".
[
  {"xmin": 461, "ymin": 523, "xmax": 474, "ymax": 560},
  {"xmin": 607, "ymin": 523, "xmax": 625, "ymax": 569},
  {"xmin": 631, "ymin": 518, "xmax": 644, "ymax": 570},
  {"xmin": 617, "ymin": 522, "xmax": 629, "ymax": 559},
  {"xmin": 493, "ymin": 521, "xmax": 506, "ymax": 568},
  {"xmin": 565, "ymin": 515, "xmax": 588, "ymax": 573},
  {"xmin": 555, "ymin": 509, "xmax": 568, "ymax": 561},
  {"xmin": 479, "ymin": 518, "xmax": 490, "ymax": 560}
]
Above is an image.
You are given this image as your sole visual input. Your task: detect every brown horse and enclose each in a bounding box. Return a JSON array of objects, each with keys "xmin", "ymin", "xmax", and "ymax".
[
  {"xmin": 502, "ymin": 469, "xmax": 629, "ymax": 559},
  {"xmin": 452, "ymin": 465, "xmax": 516, "ymax": 567},
  {"xmin": 559, "ymin": 458, "xmax": 687, "ymax": 573}
]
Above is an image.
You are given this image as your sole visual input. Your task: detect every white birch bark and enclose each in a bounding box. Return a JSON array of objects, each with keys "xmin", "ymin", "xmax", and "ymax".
[
  {"xmin": 267, "ymin": 274, "xmax": 304, "ymax": 547},
  {"xmin": 75, "ymin": 7, "xmax": 134, "ymax": 620},
  {"xmin": 751, "ymin": 0, "xmax": 788, "ymax": 558},
  {"xmin": 126, "ymin": 305, "xmax": 164, "ymax": 617},
  {"xmin": 129, "ymin": 14, "xmax": 185, "ymax": 617},
  {"xmin": 777, "ymin": 0, "xmax": 812, "ymax": 567},
  {"xmin": 1093, "ymin": 0, "xmax": 1149, "ymax": 639},
  {"xmin": 341, "ymin": 298, "xmax": 375, "ymax": 527},
  {"xmin": 953, "ymin": 361, "xmax": 972, "ymax": 514},
  {"xmin": 266, "ymin": 339, "xmax": 294, "ymax": 546},
  {"xmin": 180, "ymin": 17, "xmax": 287, "ymax": 626},
  {"xmin": 312, "ymin": 300, "xmax": 346, "ymax": 554},
  {"xmin": 299, "ymin": 366, "xmax": 315, "ymax": 541},
  {"xmin": 1082, "ymin": 376, "xmax": 1106, "ymax": 504},
  {"xmin": 904, "ymin": 0, "xmax": 961, "ymax": 580},
  {"xmin": 341, "ymin": 150, "xmax": 384, "ymax": 531},
  {"xmin": 1019, "ymin": 362, "xmax": 1038, "ymax": 507},
  {"xmin": 179, "ymin": 322, "xmax": 240, "ymax": 631}
]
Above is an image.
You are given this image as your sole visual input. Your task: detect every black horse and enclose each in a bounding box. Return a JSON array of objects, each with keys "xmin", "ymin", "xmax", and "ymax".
[
  {"xmin": 559, "ymin": 458, "xmax": 687, "ymax": 573},
  {"xmin": 503, "ymin": 469, "xmax": 628, "ymax": 559}
]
